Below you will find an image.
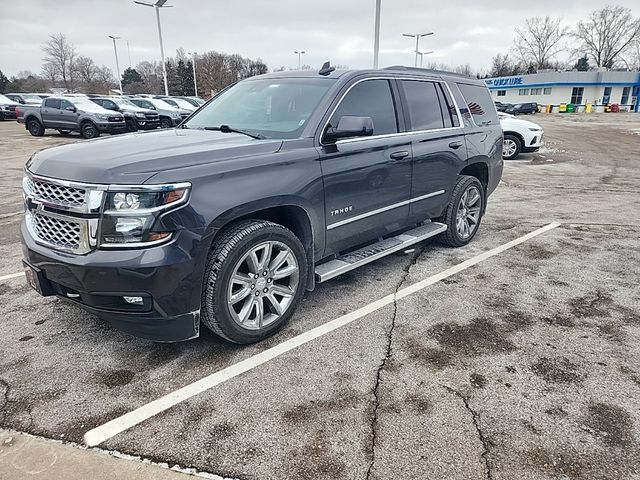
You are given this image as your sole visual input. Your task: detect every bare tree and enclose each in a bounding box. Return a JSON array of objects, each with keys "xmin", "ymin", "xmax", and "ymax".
[
  {"xmin": 490, "ymin": 53, "xmax": 514, "ymax": 77},
  {"xmin": 41, "ymin": 33, "xmax": 77, "ymax": 92},
  {"xmin": 513, "ymin": 16, "xmax": 569, "ymax": 70},
  {"xmin": 574, "ymin": 5, "xmax": 640, "ymax": 68},
  {"xmin": 75, "ymin": 56, "xmax": 97, "ymax": 84}
]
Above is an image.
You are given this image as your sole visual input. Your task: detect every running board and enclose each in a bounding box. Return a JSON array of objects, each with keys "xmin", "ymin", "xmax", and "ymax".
[{"xmin": 315, "ymin": 222, "xmax": 447, "ymax": 283}]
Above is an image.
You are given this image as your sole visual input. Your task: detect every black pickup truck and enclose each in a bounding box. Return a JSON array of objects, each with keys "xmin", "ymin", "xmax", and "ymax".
[{"xmin": 21, "ymin": 65, "xmax": 503, "ymax": 344}]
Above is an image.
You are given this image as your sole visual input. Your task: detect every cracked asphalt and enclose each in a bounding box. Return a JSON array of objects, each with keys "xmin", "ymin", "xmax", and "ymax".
[{"xmin": 1, "ymin": 115, "xmax": 640, "ymax": 479}]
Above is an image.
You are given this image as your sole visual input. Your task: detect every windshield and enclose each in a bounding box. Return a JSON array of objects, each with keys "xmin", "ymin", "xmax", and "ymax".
[
  {"xmin": 185, "ymin": 78, "xmax": 334, "ymax": 139},
  {"xmin": 23, "ymin": 94, "xmax": 43, "ymax": 102},
  {"xmin": 0, "ymin": 94, "xmax": 14, "ymax": 103},
  {"xmin": 112, "ymin": 97, "xmax": 138, "ymax": 107},
  {"xmin": 150, "ymin": 98, "xmax": 178, "ymax": 110},
  {"xmin": 172, "ymin": 98, "xmax": 196, "ymax": 110}
]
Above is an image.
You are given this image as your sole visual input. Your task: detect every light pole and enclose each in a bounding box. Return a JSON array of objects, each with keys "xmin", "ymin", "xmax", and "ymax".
[
  {"xmin": 126, "ymin": 39, "xmax": 132, "ymax": 67},
  {"xmin": 402, "ymin": 32, "xmax": 433, "ymax": 67},
  {"xmin": 134, "ymin": 0, "xmax": 173, "ymax": 96},
  {"xmin": 416, "ymin": 50, "xmax": 434, "ymax": 68},
  {"xmin": 294, "ymin": 50, "xmax": 305, "ymax": 69},
  {"xmin": 108, "ymin": 35, "xmax": 123, "ymax": 95},
  {"xmin": 188, "ymin": 51, "xmax": 198, "ymax": 96},
  {"xmin": 373, "ymin": 0, "xmax": 381, "ymax": 68}
]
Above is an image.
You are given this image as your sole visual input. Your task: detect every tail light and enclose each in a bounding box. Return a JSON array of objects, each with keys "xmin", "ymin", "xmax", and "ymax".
[{"xmin": 15, "ymin": 107, "xmax": 21, "ymax": 116}]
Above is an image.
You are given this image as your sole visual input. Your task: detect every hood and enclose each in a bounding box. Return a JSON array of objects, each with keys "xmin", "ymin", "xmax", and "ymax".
[
  {"xmin": 28, "ymin": 128, "xmax": 284, "ymax": 184},
  {"xmin": 73, "ymin": 101, "xmax": 116, "ymax": 115},
  {"xmin": 118, "ymin": 104, "xmax": 151, "ymax": 113},
  {"xmin": 499, "ymin": 115, "xmax": 542, "ymax": 130}
]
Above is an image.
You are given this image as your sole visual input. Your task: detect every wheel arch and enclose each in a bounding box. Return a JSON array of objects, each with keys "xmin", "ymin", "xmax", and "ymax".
[{"xmin": 503, "ymin": 130, "xmax": 525, "ymax": 146}]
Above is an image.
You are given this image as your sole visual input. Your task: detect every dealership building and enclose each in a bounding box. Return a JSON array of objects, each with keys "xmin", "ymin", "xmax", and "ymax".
[{"xmin": 484, "ymin": 71, "xmax": 640, "ymax": 112}]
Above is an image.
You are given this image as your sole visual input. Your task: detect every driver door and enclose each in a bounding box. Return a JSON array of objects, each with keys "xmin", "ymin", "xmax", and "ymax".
[
  {"xmin": 318, "ymin": 78, "xmax": 412, "ymax": 256},
  {"xmin": 58, "ymin": 99, "xmax": 78, "ymax": 129}
]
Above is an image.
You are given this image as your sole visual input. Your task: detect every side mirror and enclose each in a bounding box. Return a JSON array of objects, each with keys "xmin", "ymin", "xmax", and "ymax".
[
  {"xmin": 324, "ymin": 116, "xmax": 374, "ymax": 143},
  {"xmin": 66, "ymin": 106, "xmax": 77, "ymax": 112}
]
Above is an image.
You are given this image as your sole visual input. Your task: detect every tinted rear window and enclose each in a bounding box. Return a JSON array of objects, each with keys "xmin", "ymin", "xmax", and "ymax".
[
  {"xmin": 401, "ymin": 80, "xmax": 444, "ymax": 131},
  {"xmin": 456, "ymin": 83, "xmax": 498, "ymax": 127}
]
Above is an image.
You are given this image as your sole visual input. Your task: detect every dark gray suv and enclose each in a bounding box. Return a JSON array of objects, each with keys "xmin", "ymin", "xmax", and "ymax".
[{"xmin": 21, "ymin": 66, "xmax": 503, "ymax": 344}]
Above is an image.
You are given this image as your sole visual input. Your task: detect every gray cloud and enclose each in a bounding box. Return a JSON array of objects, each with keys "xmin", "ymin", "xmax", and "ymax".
[{"xmin": 1, "ymin": 0, "xmax": 638, "ymax": 77}]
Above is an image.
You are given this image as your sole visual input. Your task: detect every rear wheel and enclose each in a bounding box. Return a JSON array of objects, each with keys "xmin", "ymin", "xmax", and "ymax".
[
  {"xmin": 80, "ymin": 121, "xmax": 99, "ymax": 139},
  {"xmin": 159, "ymin": 117, "xmax": 172, "ymax": 129},
  {"xmin": 201, "ymin": 220, "xmax": 307, "ymax": 344},
  {"xmin": 27, "ymin": 119, "xmax": 45, "ymax": 137},
  {"xmin": 435, "ymin": 175, "xmax": 484, "ymax": 247},
  {"xmin": 502, "ymin": 134, "xmax": 522, "ymax": 160}
]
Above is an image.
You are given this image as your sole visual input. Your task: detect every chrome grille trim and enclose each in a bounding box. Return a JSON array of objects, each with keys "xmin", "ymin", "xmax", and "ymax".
[
  {"xmin": 26, "ymin": 210, "xmax": 92, "ymax": 254},
  {"xmin": 23, "ymin": 171, "xmax": 108, "ymax": 214}
]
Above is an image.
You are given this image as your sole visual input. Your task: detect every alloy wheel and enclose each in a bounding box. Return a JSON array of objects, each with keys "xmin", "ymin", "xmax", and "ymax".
[
  {"xmin": 456, "ymin": 186, "xmax": 482, "ymax": 239},
  {"xmin": 227, "ymin": 241, "xmax": 299, "ymax": 331},
  {"xmin": 503, "ymin": 138, "xmax": 518, "ymax": 158}
]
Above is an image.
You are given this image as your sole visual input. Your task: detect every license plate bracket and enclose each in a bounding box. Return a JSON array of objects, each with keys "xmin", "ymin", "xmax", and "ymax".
[{"xmin": 22, "ymin": 261, "xmax": 55, "ymax": 296}]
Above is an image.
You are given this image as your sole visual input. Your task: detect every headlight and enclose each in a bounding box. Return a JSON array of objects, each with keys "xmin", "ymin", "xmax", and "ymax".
[
  {"xmin": 100, "ymin": 184, "xmax": 190, "ymax": 246},
  {"xmin": 528, "ymin": 127, "xmax": 541, "ymax": 132},
  {"xmin": 135, "ymin": 112, "xmax": 146, "ymax": 118},
  {"xmin": 97, "ymin": 114, "xmax": 109, "ymax": 120}
]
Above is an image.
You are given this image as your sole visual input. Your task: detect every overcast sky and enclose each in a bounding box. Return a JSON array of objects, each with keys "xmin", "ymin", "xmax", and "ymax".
[{"xmin": 1, "ymin": 0, "xmax": 638, "ymax": 78}]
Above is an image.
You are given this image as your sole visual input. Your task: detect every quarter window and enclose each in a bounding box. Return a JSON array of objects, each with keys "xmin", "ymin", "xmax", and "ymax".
[
  {"xmin": 329, "ymin": 79, "xmax": 398, "ymax": 136},
  {"xmin": 456, "ymin": 82, "xmax": 499, "ymax": 127},
  {"xmin": 401, "ymin": 80, "xmax": 444, "ymax": 131},
  {"xmin": 571, "ymin": 87, "xmax": 584, "ymax": 104}
]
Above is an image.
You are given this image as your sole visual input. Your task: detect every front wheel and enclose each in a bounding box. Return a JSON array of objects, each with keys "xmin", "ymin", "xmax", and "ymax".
[
  {"xmin": 159, "ymin": 117, "xmax": 173, "ymax": 129},
  {"xmin": 502, "ymin": 134, "xmax": 522, "ymax": 160},
  {"xmin": 435, "ymin": 175, "xmax": 484, "ymax": 247},
  {"xmin": 201, "ymin": 220, "xmax": 308, "ymax": 344},
  {"xmin": 125, "ymin": 118, "xmax": 138, "ymax": 132},
  {"xmin": 80, "ymin": 122, "xmax": 99, "ymax": 139}
]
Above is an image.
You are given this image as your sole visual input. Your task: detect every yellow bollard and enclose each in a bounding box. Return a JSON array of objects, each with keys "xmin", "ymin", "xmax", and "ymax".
[
  {"xmin": 585, "ymin": 103, "xmax": 592, "ymax": 113},
  {"xmin": 559, "ymin": 103, "xmax": 567, "ymax": 112}
]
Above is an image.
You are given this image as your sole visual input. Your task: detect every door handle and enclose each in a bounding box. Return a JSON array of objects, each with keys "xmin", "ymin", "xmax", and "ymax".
[
  {"xmin": 389, "ymin": 150, "xmax": 409, "ymax": 160},
  {"xmin": 448, "ymin": 141, "xmax": 463, "ymax": 149}
]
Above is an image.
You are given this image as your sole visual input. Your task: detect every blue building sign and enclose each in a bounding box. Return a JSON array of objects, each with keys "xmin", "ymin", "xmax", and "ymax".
[{"xmin": 485, "ymin": 77, "xmax": 524, "ymax": 87}]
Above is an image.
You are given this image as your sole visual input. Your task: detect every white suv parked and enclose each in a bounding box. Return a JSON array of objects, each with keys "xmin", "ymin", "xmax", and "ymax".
[{"xmin": 499, "ymin": 112, "xmax": 544, "ymax": 159}]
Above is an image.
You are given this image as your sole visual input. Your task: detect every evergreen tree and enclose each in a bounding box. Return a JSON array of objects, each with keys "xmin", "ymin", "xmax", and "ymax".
[{"xmin": 121, "ymin": 67, "xmax": 143, "ymax": 87}]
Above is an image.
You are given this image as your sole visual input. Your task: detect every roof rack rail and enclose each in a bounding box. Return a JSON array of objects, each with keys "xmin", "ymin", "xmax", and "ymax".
[{"xmin": 383, "ymin": 65, "xmax": 475, "ymax": 78}]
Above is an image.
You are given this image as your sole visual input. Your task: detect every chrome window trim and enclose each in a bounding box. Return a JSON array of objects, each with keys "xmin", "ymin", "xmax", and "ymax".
[
  {"xmin": 326, "ymin": 190, "xmax": 445, "ymax": 230},
  {"xmin": 319, "ymin": 76, "xmax": 464, "ymax": 147}
]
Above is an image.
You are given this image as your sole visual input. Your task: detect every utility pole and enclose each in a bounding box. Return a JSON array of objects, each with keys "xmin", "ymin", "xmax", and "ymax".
[
  {"xmin": 134, "ymin": 0, "xmax": 173, "ymax": 95},
  {"xmin": 108, "ymin": 35, "xmax": 123, "ymax": 95},
  {"xmin": 402, "ymin": 32, "xmax": 433, "ymax": 67},
  {"xmin": 294, "ymin": 50, "xmax": 305, "ymax": 69},
  {"xmin": 373, "ymin": 0, "xmax": 381, "ymax": 68},
  {"xmin": 126, "ymin": 40, "xmax": 132, "ymax": 67},
  {"xmin": 188, "ymin": 51, "xmax": 198, "ymax": 96}
]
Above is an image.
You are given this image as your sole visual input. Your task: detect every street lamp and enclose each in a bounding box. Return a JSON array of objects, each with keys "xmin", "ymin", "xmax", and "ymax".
[
  {"xmin": 134, "ymin": 0, "xmax": 173, "ymax": 95},
  {"xmin": 126, "ymin": 39, "xmax": 132, "ymax": 67},
  {"xmin": 402, "ymin": 32, "xmax": 434, "ymax": 67},
  {"xmin": 373, "ymin": 0, "xmax": 381, "ymax": 68},
  {"xmin": 188, "ymin": 51, "xmax": 198, "ymax": 96},
  {"xmin": 108, "ymin": 35, "xmax": 123, "ymax": 95},
  {"xmin": 416, "ymin": 50, "xmax": 434, "ymax": 68},
  {"xmin": 294, "ymin": 50, "xmax": 305, "ymax": 70}
]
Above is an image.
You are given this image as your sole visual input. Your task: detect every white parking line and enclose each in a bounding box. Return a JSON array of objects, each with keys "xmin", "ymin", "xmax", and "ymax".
[
  {"xmin": 83, "ymin": 222, "xmax": 560, "ymax": 447},
  {"xmin": 0, "ymin": 272, "xmax": 24, "ymax": 282}
]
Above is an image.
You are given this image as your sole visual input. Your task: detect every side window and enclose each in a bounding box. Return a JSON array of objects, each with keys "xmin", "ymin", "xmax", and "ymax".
[
  {"xmin": 60, "ymin": 99, "xmax": 74, "ymax": 110},
  {"xmin": 104, "ymin": 100, "xmax": 117, "ymax": 110},
  {"xmin": 44, "ymin": 98, "xmax": 61, "ymax": 109},
  {"xmin": 436, "ymin": 83, "xmax": 460, "ymax": 128},
  {"xmin": 401, "ymin": 80, "xmax": 444, "ymax": 131},
  {"xmin": 142, "ymin": 100, "xmax": 153, "ymax": 109},
  {"xmin": 456, "ymin": 83, "xmax": 499, "ymax": 127},
  {"xmin": 329, "ymin": 79, "xmax": 398, "ymax": 136}
]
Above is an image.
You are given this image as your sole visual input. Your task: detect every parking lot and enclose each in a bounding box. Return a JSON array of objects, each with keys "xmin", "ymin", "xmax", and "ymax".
[{"xmin": 1, "ymin": 114, "xmax": 640, "ymax": 479}]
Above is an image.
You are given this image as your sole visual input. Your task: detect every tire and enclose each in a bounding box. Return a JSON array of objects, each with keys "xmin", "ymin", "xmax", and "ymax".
[
  {"xmin": 435, "ymin": 175, "xmax": 484, "ymax": 248},
  {"xmin": 201, "ymin": 220, "xmax": 308, "ymax": 344},
  {"xmin": 58, "ymin": 130, "xmax": 72, "ymax": 136},
  {"xmin": 125, "ymin": 118, "xmax": 138, "ymax": 132},
  {"xmin": 159, "ymin": 117, "xmax": 172, "ymax": 129},
  {"xmin": 27, "ymin": 118, "xmax": 45, "ymax": 137},
  {"xmin": 502, "ymin": 134, "xmax": 522, "ymax": 160},
  {"xmin": 0, "ymin": 112, "xmax": 4, "ymax": 121},
  {"xmin": 80, "ymin": 121, "xmax": 99, "ymax": 139}
]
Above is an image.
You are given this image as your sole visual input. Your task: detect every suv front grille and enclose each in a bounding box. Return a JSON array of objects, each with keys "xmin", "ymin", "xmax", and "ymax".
[
  {"xmin": 25, "ymin": 177, "xmax": 86, "ymax": 208},
  {"xmin": 145, "ymin": 112, "xmax": 159, "ymax": 120},
  {"xmin": 29, "ymin": 212, "xmax": 82, "ymax": 251}
]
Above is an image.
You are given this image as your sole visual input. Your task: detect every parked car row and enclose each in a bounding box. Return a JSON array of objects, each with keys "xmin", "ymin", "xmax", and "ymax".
[
  {"xmin": 10, "ymin": 93, "xmax": 206, "ymax": 138},
  {"xmin": 494, "ymin": 100, "xmax": 539, "ymax": 115}
]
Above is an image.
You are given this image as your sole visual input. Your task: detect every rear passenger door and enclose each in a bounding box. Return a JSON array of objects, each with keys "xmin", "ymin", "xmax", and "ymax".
[
  {"xmin": 318, "ymin": 78, "xmax": 412, "ymax": 256},
  {"xmin": 41, "ymin": 98, "xmax": 61, "ymax": 127},
  {"xmin": 397, "ymin": 79, "xmax": 467, "ymax": 222}
]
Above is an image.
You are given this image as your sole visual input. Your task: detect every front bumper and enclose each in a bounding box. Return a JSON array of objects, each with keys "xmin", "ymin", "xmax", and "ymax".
[
  {"xmin": 137, "ymin": 119, "xmax": 160, "ymax": 129},
  {"xmin": 21, "ymin": 221, "xmax": 209, "ymax": 342},
  {"xmin": 2, "ymin": 110, "xmax": 17, "ymax": 119},
  {"xmin": 522, "ymin": 130, "xmax": 543, "ymax": 152},
  {"xmin": 96, "ymin": 121, "xmax": 127, "ymax": 134}
]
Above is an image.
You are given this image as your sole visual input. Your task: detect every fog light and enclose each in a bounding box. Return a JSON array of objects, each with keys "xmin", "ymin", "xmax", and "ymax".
[{"xmin": 123, "ymin": 296, "xmax": 144, "ymax": 305}]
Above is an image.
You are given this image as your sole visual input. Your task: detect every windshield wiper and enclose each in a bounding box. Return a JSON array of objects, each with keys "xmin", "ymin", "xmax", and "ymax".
[{"xmin": 203, "ymin": 125, "xmax": 264, "ymax": 140}]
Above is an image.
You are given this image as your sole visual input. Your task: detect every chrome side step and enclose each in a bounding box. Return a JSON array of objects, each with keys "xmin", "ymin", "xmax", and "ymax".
[{"xmin": 315, "ymin": 222, "xmax": 447, "ymax": 283}]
